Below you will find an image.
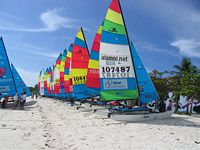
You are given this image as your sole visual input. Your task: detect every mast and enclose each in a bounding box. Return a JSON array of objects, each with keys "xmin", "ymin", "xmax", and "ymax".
[
  {"xmin": 80, "ymin": 27, "xmax": 90, "ymax": 56},
  {"xmin": 1, "ymin": 37, "xmax": 18, "ymax": 93},
  {"xmin": 118, "ymin": 0, "xmax": 141, "ymax": 100}
]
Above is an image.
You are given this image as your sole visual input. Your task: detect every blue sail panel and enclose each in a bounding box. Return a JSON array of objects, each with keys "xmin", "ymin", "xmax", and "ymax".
[
  {"xmin": 0, "ymin": 37, "xmax": 16, "ymax": 97},
  {"xmin": 131, "ymin": 41, "xmax": 159, "ymax": 104},
  {"xmin": 11, "ymin": 64, "xmax": 31, "ymax": 96}
]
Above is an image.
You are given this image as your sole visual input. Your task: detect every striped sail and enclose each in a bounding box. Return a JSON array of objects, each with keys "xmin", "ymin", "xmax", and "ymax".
[
  {"xmin": 70, "ymin": 28, "xmax": 90, "ymax": 100},
  {"xmin": 44, "ymin": 68, "xmax": 48, "ymax": 96},
  {"xmin": 131, "ymin": 42, "xmax": 159, "ymax": 103},
  {"xmin": 38, "ymin": 70, "xmax": 42, "ymax": 94},
  {"xmin": 86, "ymin": 24, "xmax": 103, "ymax": 97},
  {"xmin": 47, "ymin": 67, "xmax": 52, "ymax": 95},
  {"xmin": 11, "ymin": 64, "xmax": 31, "ymax": 96},
  {"xmin": 0, "ymin": 37, "xmax": 16, "ymax": 96},
  {"xmin": 99, "ymin": 0, "xmax": 139, "ymax": 101},
  {"xmin": 54, "ymin": 53, "xmax": 62, "ymax": 94},
  {"xmin": 51, "ymin": 64, "xmax": 55, "ymax": 96},
  {"xmin": 60, "ymin": 49, "xmax": 67, "ymax": 97},
  {"xmin": 64, "ymin": 44, "xmax": 73, "ymax": 97}
]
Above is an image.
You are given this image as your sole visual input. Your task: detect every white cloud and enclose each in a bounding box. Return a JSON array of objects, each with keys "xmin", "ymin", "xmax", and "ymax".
[
  {"xmin": 0, "ymin": 9, "xmax": 75, "ymax": 32},
  {"xmin": 31, "ymin": 51, "xmax": 59, "ymax": 59},
  {"xmin": 16, "ymin": 67, "xmax": 39, "ymax": 86},
  {"xmin": 171, "ymin": 39, "xmax": 200, "ymax": 58},
  {"xmin": 134, "ymin": 40, "xmax": 180, "ymax": 58}
]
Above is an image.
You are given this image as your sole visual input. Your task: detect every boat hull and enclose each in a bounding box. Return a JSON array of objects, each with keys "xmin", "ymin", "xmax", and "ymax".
[{"xmin": 110, "ymin": 111, "xmax": 173, "ymax": 122}]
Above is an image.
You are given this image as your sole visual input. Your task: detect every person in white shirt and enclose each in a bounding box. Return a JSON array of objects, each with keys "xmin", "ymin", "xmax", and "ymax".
[
  {"xmin": 20, "ymin": 93, "xmax": 26, "ymax": 110},
  {"xmin": 13, "ymin": 93, "xmax": 19, "ymax": 109}
]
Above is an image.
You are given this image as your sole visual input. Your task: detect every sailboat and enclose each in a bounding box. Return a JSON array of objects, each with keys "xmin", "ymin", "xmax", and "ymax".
[
  {"xmin": 86, "ymin": 24, "xmax": 103, "ymax": 97},
  {"xmin": 11, "ymin": 64, "xmax": 31, "ymax": 96},
  {"xmin": 53, "ymin": 53, "xmax": 62, "ymax": 97},
  {"xmin": 46, "ymin": 67, "xmax": 52, "ymax": 97},
  {"xmin": 70, "ymin": 28, "xmax": 90, "ymax": 100},
  {"xmin": 60, "ymin": 49, "xmax": 67, "ymax": 98},
  {"xmin": 96, "ymin": 0, "xmax": 172, "ymax": 122},
  {"xmin": 0, "ymin": 37, "xmax": 17, "ymax": 97},
  {"xmin": 38, "ymin": 70, "xmax": 42, "ymax": 95},
  {"xmin": 64, "ymin": 44, "xmax": 73, "ymax": 99}
]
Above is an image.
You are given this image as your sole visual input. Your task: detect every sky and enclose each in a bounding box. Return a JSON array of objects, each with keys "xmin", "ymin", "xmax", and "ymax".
[{"xmin": 0, "ymin": 0, "xmax": 200, "ymax": 86}]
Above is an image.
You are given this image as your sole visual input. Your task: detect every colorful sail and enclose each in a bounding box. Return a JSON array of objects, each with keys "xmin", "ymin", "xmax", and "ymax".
[
  {"xmin": 0, "ymin": 37, "xmax": 16, "ymax": 96},
  {"xmin": 99, "ymin": 0, "xmax": 139, "ymax": 101},
  {"xmin": 47, "ymin": 67, "xmax": 52, "ymax": 95},
  {"xmin": 50, "ymin": 64, "xmax": 55, "ymax": 96},
  {"xmin": 38, "ymin": 70, "xmax": 42, "ymax": 94},
  {"xmin": 70, "ymin": 28, "xmax": 90, "ymax": 100},
  {"xmin": 60, "ymin": 49, "xmax": 67, "ymax": 97},
  {"xmin": 11, "ymin": 64, "xmax": 31, "ymax": 96},
  {"xmin": 64, "ymin": 44, "xmax": 73, "ymax": 97},
  {"xmin": 54, "ymin": 53, "xmax": 62, "ymax": 95},
  {"xmin": 131, "ymin": 41, "xmax": 159, "ymax": 104},
  {"xmin": 43, "ymin": 68, "xmax": 48, "ymax": 96},
  {"xmin": 86, "ymin": 24, "xmax": 103, "ymax": 97}
]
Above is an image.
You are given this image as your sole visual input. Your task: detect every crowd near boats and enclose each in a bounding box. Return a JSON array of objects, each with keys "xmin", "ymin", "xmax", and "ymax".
[{"xmin": 37, "ymin": 0, "xmax": 173, "ymax": 122}]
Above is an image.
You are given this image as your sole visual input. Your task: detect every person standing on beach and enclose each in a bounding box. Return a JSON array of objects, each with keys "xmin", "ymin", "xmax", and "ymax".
[
  {"xmin": 13, "ymin": 93, "xmax": 19, "ymax": 109},
  {"xmin": 1, "ymin": 93, "xmax": 9, "ymax": 108},
  {"xmin": 20, "ymin": 92, "xmax": 26, "ymax": 110}
]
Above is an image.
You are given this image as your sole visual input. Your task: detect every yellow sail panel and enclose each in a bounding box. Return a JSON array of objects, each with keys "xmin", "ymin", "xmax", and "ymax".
[
  {"xmin": 76, "ymin": 30, "xmax": 84, "ymax": 41},
  {"xmin": 88, "ymin": 60, "xmax": 99, "ymax": 69},
  {"xmin": 105, "ymin": 8, "xmax": 124, "ymax": 25}
]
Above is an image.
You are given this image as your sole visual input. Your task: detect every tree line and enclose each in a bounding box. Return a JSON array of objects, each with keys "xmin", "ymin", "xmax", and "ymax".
[{"xmin": 150, "ymin": 57, "xmax": 200, "ymax": 113}]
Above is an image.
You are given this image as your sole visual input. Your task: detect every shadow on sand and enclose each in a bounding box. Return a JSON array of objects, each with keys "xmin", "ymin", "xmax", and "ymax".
[{"xmin": 103, "ymin": 115, "xmax": 200, "ymax": 128}]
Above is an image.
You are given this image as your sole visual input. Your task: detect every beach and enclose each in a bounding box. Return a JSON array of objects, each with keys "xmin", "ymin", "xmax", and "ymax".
[{"xmin": 0, "ymin": 97, "xmax": 199, "ymax": 150}]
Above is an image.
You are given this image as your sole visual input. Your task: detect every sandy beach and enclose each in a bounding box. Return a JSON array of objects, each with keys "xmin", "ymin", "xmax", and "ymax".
[{"xmin": 0, "ymin": 97, "xmax": 199, "ymax": 150}]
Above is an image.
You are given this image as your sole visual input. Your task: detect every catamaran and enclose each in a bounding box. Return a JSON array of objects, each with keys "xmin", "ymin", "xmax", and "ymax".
[
  {"xmin": 78, "ymin": 0, "xmax": 172, "ymax": 122},
  {"xmin": 96, "ymin": 0, "xmax": 173, "ymax": 122},
  {"xmin": 0, "ymin": 37, "xmax": 31, "ymax": 99},
  {"xmin": 70, "ymin": 28, "xmax": 90, "ymax": 100}
]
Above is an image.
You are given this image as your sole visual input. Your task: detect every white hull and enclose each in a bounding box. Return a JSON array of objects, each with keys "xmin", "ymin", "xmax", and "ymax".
[
  {"xmin": 110, "ymin": 111, "xmax": 173, "ymax": 122},
  {"xmin": 94, "ymin": 108, "xmax": 110, "ymax": 117}
]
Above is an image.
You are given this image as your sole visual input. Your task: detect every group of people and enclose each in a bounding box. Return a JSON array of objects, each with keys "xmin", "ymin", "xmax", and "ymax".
[{"xmin": 0, "ymin": 92, "xmax": 27, "ymax": 110}]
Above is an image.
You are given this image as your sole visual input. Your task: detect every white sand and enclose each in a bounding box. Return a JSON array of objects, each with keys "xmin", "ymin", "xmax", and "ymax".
[{"xmin": 0, "ymin": 97, "xmax": 199, "ymax": 150}]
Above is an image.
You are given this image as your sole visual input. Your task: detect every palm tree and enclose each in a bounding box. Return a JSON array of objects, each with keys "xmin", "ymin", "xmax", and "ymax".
[{"xmin": 172, "ymin": 58, "xmax": 198, "ymax": 76}]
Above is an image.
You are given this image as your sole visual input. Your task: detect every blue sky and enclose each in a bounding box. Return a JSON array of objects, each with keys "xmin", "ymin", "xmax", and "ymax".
[{"xmin": 1, "ymin": 0, "xmax": 200, "ymax": 86}]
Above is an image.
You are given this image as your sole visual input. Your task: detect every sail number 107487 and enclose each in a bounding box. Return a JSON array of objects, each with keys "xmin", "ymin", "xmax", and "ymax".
[{"xmin": 102, "ymin": 66, "xmax": 130, "ymax": 78}]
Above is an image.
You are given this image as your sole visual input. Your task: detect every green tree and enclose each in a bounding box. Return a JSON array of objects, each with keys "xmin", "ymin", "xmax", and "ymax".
[
  {"xmin": 150, "ymin": 69, "xmax": 170, "ymax": 102},
  {"xmin": 170, "ymin": 57, "xmax": 199, "ymax": 112}
]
